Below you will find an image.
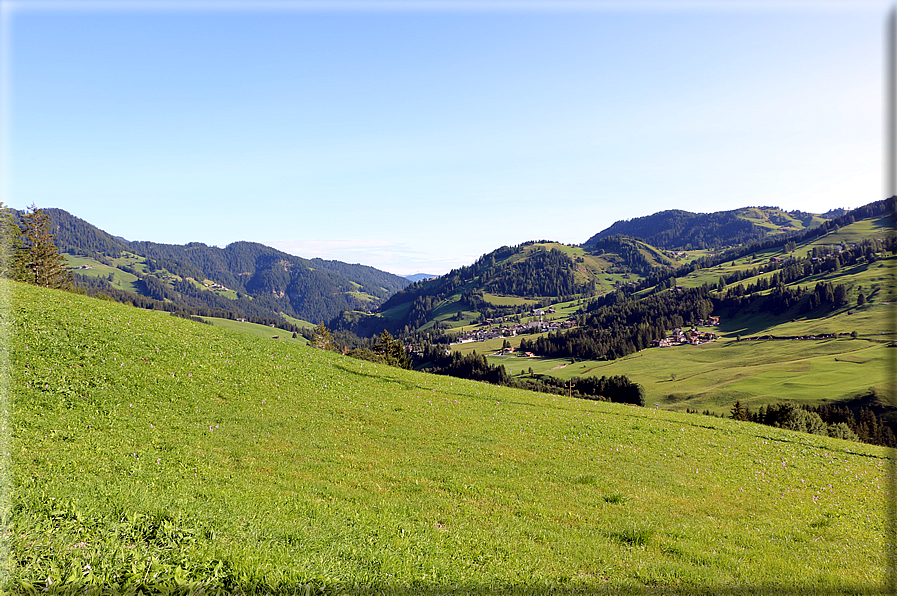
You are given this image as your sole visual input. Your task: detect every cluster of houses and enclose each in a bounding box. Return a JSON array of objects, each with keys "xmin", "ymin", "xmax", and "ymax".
[
  {"xmin": 495, "ymin": 346, "xmax": 537, "ymax": 358},
  {"xmin": 651, "ymin": 318, "xmax": 720, "ymax": 348},
  {"xmin": 451, "ymin": 308, "xmax": 577, "ymax": 345},
  {"xmin": 696, "ymin": 316, "xmax": 720, "ymax": 326},
  {"xmin": 201, "ymin": 280, "xmax": 231, "ymax": 292},
  {"xmin": 652, "ymin": 327, "xmax": 718, "ymax": 348}
]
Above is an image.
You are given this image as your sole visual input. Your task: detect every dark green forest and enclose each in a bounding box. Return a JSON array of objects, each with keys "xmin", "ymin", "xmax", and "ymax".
[
  {"xmin": 44, "ymin": 208, "xmax": 410, "ymax": 324},
  {"xmin": 583, "ymin": 206, "xmax": 844, "ymax": 250}
]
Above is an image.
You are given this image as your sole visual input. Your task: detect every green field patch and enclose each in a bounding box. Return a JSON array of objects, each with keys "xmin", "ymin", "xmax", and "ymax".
[
  {"xmin": 280, "ymin": 313, "xmax": 315, "ymax": 329},
  {"xmin": 376, "ymin": 299, "xmax": 412, "ymax": 323},
  {"xmin": 800, "ymin": 218, "xmax": 892, "ymax": 250},
  {"xmin": 65, "ymin": 254, "xmax": 142, "ymax": 293},
  {"xmin": 200, "ymin": 316, "xmax": 308, "ymax": 344},
  {"xmin": 482, "ymin": 293, "xmax": 534, "ymax": 307},
  {"xmin": 347, "ymin": 290, "xmax": 380, "ymax": 304}
]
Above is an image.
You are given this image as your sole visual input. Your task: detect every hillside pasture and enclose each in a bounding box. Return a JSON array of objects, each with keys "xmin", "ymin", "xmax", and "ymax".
[
  {"xmin": 800, "ymin": 217, "xmax": 892, "ymax": 250},
  {"xmin": 200, "ymin": 316, "xmax": 309, "ymax": 345},
  {"xmin": 280, "ymin": 313, "xmax": 316, "ymax": 330},
  {"xmin": 561, "ymin": 337, "xmax": 892, "ymax": 414},
  {"xmin": 482, "ymin": 293, "xmax": 535, "ymax": 307},
  {"xmin": 187, "ymin": 278, "xmax": 238, "ymax": 300},
  {"xmin": 8, "ymin": 281, "xmax": 890, "ymax": 593},
  {"xmin": 106, "ymin": 251, "xmax": 150, "ymax": 275},
  {"xmin": 65, "ymin": 255, "xmax": 142, "ymax": 294}
]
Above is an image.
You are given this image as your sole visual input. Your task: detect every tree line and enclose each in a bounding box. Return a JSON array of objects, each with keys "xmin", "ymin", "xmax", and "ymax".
[
  {"xmin": 725, "ymin": 399, "xmax": 896, "ymax": 448},
  {"xmin": 413, "ymin": 344, "xmax": 645, "ymax": 406}
]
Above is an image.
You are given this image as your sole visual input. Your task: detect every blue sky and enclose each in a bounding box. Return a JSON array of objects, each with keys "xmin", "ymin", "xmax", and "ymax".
[{"xmin": 1, "ymin": 1, "xmax": 888, "ymax": 276}]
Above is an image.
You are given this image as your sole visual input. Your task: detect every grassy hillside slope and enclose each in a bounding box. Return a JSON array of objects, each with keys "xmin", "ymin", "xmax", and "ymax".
[{"xmin": 5, "ymin": 281, "xmax": 892, "ymax": 593}]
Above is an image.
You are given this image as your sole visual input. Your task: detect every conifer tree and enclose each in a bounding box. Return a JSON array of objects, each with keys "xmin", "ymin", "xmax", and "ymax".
[
  {"xmin": 311, "ymin": 322, "xmax": 336, "ymax": 351},
  {"xmin": 12, "ymin": 204, "xmax": 72, "ymax": 289},
  {"xmin": 0, "ymin": 202, "xmax": 22, "ymax": 279},
  {"xmin": 373, "ymin": 330, "xmax": 411, "ymax": 369}
]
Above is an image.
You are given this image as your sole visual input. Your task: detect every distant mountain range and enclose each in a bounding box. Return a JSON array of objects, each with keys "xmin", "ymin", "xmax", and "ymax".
[
  {"xmin": 44, "ymin": 208, "xmax": 410, "ymax": 325},
  {"xmin": 404, "ymin": 273, "xmax": 439, "ymax": 283},
  {"xmin": 330, "ymin": 199, "xmax": 892, "ymax": 338},
  {"xmin": 37, "ymin": 200, "xmax": 884, "ymax": 335}
]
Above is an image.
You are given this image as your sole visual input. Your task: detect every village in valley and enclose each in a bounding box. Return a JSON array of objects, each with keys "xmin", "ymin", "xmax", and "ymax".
[{"xmin": 450, "ymin": 305, "xmax": 721, "ymax": 357}]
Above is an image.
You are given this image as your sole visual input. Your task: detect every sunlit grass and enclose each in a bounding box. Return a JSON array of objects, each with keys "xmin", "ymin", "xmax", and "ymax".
[{"xmin": 7, "ymin": 280, "xmax": 891, "ymax": 593}]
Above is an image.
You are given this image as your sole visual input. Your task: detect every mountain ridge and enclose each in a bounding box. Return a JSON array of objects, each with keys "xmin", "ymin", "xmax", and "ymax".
[
  {"xmin": 583, "ymin": 205, "xmax": 841, "ymax": 250},
  {"xmin": 43, "ymin": 208, "xmax": 411, "ymax": 324}
]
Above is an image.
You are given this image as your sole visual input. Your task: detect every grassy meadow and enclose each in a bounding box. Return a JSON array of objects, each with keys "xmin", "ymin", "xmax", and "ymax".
[
  {"xmin": 65, "ymin": 255, "xmax": 142, "ymax": 294},
  {"xmin": 4, "ymin": 280, "xmax": 894, "ymax": 593},
  {"xmin": 200, "ymin": 316, "xmax": 309, "ymax": 345}
]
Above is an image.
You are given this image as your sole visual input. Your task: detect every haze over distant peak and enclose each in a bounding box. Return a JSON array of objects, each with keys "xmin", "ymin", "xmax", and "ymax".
[{"xmin": 404, "ymin": 273, "xmax": 439, "ymax": 283}]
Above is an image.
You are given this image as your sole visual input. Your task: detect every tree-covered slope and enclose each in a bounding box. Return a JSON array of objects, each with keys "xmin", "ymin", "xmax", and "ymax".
[
  {"xmin": 43, "ymin": 208, "xmax": 410, "ymax": 323},
  {"xmin": 335, "ymin": 240, "xmax": 676, "ymax": 337},
  {"xmin": 583, "ymin": 206, "xmax": 841, "ymax": 250}
]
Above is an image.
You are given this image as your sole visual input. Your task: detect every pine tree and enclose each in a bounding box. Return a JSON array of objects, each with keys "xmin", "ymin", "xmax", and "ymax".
[
  {"xmin": 311, "ymin": 322, "xmax": 335, "ymax": 351},
  {"xmin": 730, "ymin": 400, "xmax": 750, "ymax": 422},
  {"xmin": 0, "ymin": 202, "xmax": 22, "ymax": 279},
  {"xmin": 373, "ymin": 330, "xmax": 411, "ymax": 369},
  {"xmin": 13, "ymin": 204, "xmax": 72, "ymax": 289}
]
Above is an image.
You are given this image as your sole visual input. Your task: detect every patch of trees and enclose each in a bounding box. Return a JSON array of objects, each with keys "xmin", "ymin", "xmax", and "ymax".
[
  {"xmin": 414, "ymin": 345, "xmax": 645, "ymax": 406},
  {"xmin": 728, "ymin": 400, "xmax": 896, "ymax": 448},
  {"xmin": 416, "ymin": 345, "xmax": 511, "ymax": 385},
  {"xmin": 44, "ymin": 208, "xmax": 129, "ymax": 257},
  {"xmin": 4, "ymin": 204, "xmax": 72, "ymax": 289},
  {"xmin": 519, "ymin": 286, "xmax": 714, "ymax": 360},
  {"xmin": 339, "ymin": 331, "xmax": 413, "ymax": 369},
  {"xmin": 327, "ymin": 309, "xmax": 404, "ymax": 338},
  {"xmin": 567, "ymin": 375, "xmax": 645, "ymax": 406},
  {"xmin": 478, "ymin": 248, "xmax": 592, "ymax": 297}
]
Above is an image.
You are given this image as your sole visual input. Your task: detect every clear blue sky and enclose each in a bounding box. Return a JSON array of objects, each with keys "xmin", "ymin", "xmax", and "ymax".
[{"xmin": 1, "ymin": 1, "xmax": 888, "ymax": 276}]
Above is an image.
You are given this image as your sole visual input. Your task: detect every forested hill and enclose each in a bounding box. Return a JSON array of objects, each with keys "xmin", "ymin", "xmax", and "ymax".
[
  {"xmin": 584, "ymin": 206, "xmax": 839, "ymax": 250},
  {"xmin": 44, "ymin": 208, "xmax": 410, "ymax": 324},
  {"xmin": 331, "ymin": 240, "xmax": 676, "ymax": 338}
]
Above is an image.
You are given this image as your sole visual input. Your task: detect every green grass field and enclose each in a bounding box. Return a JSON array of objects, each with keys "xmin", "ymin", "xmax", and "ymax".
[
  {"xmin": 200, "ymin": 316, "xmax": 309, "ymax": 345},
  {"xmin": 5, "ymin": 280, "xmax": 893, "ymax": 593},
  {"xmin": 64, "ymin": 255, "xmax": 142, "ymax": 294}
]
